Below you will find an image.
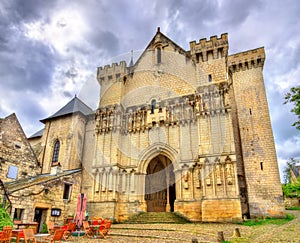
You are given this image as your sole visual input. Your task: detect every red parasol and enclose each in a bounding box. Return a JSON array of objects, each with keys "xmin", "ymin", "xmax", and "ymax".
[{"xmin": 74, "ymin": 193, "xmax": 87, "ymax": 228}]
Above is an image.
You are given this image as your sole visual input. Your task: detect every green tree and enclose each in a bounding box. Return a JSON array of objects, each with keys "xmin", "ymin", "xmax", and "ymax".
[
  {"xmin": 282, "ymin": 158, "xmax": 300, "ymax": 198},
  {"xmin": 283, "ymin": 158, "xmax": 297, "ymax": 184},
  {"xmin": 0, "ymin": 207, "xmax": 13, "ymax": 230},
  {"xmin": 284, "ymin": 85, "xmax": 300, "ymax": 130}
]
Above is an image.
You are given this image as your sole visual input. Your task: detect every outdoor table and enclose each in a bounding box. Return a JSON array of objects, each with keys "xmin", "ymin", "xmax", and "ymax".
[
  {"xmin": 72, "ymin": 230, "xmax": 85, "ymax": 243},
  {"xmin": 35, "ymin": 233, "xmax": 50, "ymax": 243},
  {"xmin": 14, "ymin": 222, "xmax": 38, "ymax": 233},
  {"xmin": 53, "ymin": 225, "xmax": 63, "ymax": 230},
  {"xmin": 11, "ymin": 229, "xmax": 24, "ymax": 243}
]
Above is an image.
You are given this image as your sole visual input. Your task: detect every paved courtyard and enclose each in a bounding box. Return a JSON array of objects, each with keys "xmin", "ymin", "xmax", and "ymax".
[{"xmin": 69, "ymin": 210, "xmax": 300, "ymax": 243}]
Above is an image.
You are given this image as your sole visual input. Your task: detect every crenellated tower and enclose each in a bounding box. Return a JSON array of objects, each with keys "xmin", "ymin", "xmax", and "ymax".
[
  {"xmin": 97, "ymin": 61, "xmax": 128, "ymax": 107},
  {"xmin": 190, "ymin": 34, "xmax": 228, "ymax": 87},
  {"xmin": 190, "ymin": 33, "xmax": 228, "ymax": 63},
  {"xmin": 228, "ymin": 47, "xmax": 284, "ymax": 218}
]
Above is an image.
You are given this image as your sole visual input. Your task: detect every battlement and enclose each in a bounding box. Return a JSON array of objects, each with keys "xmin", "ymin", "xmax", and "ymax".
[
  {"xmin": 97, "ymin": 61, "xmax": 128, "ymax": 84},
  {"xmin": 228, "ymin": 47, "xmax": 265, "ymax": 73},
  {"xmin": 190, "ymin": 33, "xmax": 228, "ymax": 62}
]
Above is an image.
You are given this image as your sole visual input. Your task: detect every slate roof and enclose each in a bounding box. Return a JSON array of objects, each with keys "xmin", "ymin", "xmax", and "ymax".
[
  {"xmin": 292, "ymin": 165, "xmax": 300, "ymax": 178},
  {"xmin": 28, "ymin": 128, "xmax": 44, "ymax": 139},
  {"xmin": 40, "ymin": 96, "xmax": 94, "ymax": 123},
  {"xmin": 3, "ymin": 168, "xmax": 81, "ymax": 194}
]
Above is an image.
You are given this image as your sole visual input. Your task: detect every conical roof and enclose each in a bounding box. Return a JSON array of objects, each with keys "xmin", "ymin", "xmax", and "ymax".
[{"xmin": 40, "ymin": 96, "xmax": 93, "ymax": 123}]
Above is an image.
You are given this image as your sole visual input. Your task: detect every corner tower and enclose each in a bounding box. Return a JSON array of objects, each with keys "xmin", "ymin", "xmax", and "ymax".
[{"xmin": 229, "ymin": 48, "xmax": 285, "ymax": 218}]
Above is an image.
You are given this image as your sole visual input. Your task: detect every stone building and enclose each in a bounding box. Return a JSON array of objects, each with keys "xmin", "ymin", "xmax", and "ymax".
[
  {"xmin": 2, "ymin": 29, "xmax": 285, "ymax": 224},
  {"xmin": 0, "ymin": 112, "xmax": 82, "ymax": 232},
  {"xmin": 80, "ymin": 28, "xmax": 284, "ymax": 222}
]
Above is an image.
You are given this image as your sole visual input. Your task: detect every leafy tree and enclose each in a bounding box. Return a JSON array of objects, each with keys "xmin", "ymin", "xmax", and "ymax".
[
  {"xmin": 282, "ymin": 177, "xmax": 300, "ymax": 198},
  {"xmin": 0, "ymin": 207, "xmax": 13, "ymax": 230},
  {"xmin": 282, "ymin": 158, "xmax": 300, "ymax": 198},
  {"xmin": 283, "ymin": 158, "xmax": 297, "ymax": 184},
  {"xmin": 284, "ymin": 85, "xmax": 300, "ymax": 130}
]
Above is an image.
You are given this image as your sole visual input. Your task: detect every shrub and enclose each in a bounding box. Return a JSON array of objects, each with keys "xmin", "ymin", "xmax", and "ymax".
[{"xmin": 0, "ymin": 207, "xmax": 13, "ymax": 230}]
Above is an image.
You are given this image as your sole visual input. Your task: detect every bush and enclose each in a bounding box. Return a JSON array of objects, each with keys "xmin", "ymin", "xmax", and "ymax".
[
  {"xmin": 282, "ymin": 180, "xmax": 300, "ymax": 198},
  {"xmin": 41, "ymin": 223, "xmax": 48, "ymax": 233},
  {"xmin": 0, "ymin": 207, "xmax": 13, "ymax": 230}
]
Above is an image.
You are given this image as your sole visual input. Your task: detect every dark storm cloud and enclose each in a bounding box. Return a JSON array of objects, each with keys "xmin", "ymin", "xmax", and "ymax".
[
  {"xmin": 220, "ymin": 0, "xmax": 263, "ymax": 27},
  {"xmin": 87, "ymin": 30, "xmax": 120, "ymax": 56},
  {"xmin": 65, "ymin": 67, "xmax": 78, "ymax": 79},
  {"xmin": 2, "ymin": 0, "xmax": 56, "ymax": 24},
  {"xmin": 0, "ymin": 39, "xmax": 56, "ymax": 92},
  {"xmin": 0, "ymin": 0, "xmax": 59, "ymax": 93},
  {"xmin": 63, "ymin": 91, "xmax": 73, "ymax": 98},
  {"xmin": 162, "ymin": 0, "xmax": 263, "ymax": 38}
]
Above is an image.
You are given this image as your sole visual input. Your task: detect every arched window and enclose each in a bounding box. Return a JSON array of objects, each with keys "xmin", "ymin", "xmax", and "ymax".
[
  {"xmin": 151, "ymin": 99, "xmax": 156, "ymax": 114},
  {"xmin": 157, "ymin": 47, "xmax": 161, "ymax": 64},
  {"xmin": 52, "ymin": 140, "xmax": 60, "ymax": 163}
]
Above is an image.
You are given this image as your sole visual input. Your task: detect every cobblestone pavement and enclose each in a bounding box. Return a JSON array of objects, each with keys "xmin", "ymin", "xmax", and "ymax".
[{"xmin": 67, "ymin": 211, "xmax": 300, "ymax": 243}]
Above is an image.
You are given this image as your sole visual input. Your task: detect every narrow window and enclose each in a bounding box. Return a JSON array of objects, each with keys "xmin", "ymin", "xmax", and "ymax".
[
  {"xmin": 15, "ymin": 142, "xmax": 21, "ymax": 149},
  {"xmin": 157, "ymin": 47, "xmax": 161, "ymax": 64},
  {"xmin": 208, "ymin": 74, "xmax": 212, "ymax": 82},
  {"xmin": 63, "ymin": 183, "xmax": 72, "ymax": 200},
  {"xmin": 249, "ymin": 108, "xmax": 252, "ymax": 115},
  {"xmin": 260, "ymin": 162, "xmax": 263, "ymax": 171},
  {"xmin": 151, "ymin": 99, "xmax": 156, "ymax": 114},
  {"xmin": 13, "ymin": 208, "xmax": 24, "ymax": 221},
  {"xmin": 52, "ymin": 140, "xmax": 60, "ymax": 164}
]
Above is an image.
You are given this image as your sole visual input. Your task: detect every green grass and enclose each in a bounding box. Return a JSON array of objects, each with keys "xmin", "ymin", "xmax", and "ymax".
[
  {"xmin": 286, "ymin": 206, "xmax": 300, "ymax": 210},
  {"xmin": 241, "ymin": 213, "xmax": 295, "ymax": 226}
]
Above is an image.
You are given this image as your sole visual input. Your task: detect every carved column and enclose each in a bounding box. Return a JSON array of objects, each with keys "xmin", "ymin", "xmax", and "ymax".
[{"xmin": 166, "ymin": 166, "xmax": 170, "ymax": 212}]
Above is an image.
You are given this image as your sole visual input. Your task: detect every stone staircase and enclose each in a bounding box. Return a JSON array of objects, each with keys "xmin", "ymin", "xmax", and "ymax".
[{"xmin": 124, "ymin": 212, "xmax": 190, "ymax": 224}]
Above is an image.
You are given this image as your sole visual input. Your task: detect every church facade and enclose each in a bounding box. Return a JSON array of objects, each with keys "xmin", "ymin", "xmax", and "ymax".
[
  {"xmin": 24, "ymin": 29, "xmax": 285, "ymax": 223},
  {"xmin": 79, "ymin": 29, "xmax": 285, "ymax": 222}
]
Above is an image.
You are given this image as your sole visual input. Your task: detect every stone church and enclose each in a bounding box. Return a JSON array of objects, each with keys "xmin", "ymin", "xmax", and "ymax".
[{"xmin": 1, "ymin": 28, "xmax": 285, "ymax": 224}]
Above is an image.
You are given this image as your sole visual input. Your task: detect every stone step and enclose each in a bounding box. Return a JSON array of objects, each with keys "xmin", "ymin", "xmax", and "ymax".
[{"xmin": 124, "ymin": 212, "xmax": 189, "ymax": 224}]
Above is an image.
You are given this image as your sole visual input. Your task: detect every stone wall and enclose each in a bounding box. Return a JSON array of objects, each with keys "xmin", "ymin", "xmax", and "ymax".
[
  {"xmin": 202, "ymin": 198, "xmax": 242, "ymax": 222},
  {"xmin": 0, "ymin": 113, "xmax": 40, "ymax": 181},
  {"xmin": 229, "ymin": 48, "xmax": 285, "ymax": 218},
  {"xmin": 80, "ymin": 31, "xmax": 284, "ymax": 222},
  {"xmin": 40, "ymin": 113, "xmax": 87, "ymax": 173}
]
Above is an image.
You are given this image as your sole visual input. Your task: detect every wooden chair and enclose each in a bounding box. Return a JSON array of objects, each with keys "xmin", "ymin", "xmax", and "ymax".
[
  {"xmin": 104, "ymin": 220, "xmax": 112, "ymax": 237},
  {"xmin": 62, "ymin": 222, "xmax": 76, "ymax": 241},
  {"xmin": 45, "ymin": 222, "xmax": 54, "ymax": 235},
  {"xmin": 96, "ymin": 219, "xmax": 112, "ymax": 239},
  {"xmin": 0, "ymin": 226, "xmax": 12, "ymax": 243},
  {"xmin": 43, "ymin": 229, "xmax": 65, "ymax": 243},
  {"xmin": 23, "ymin": 228, "xmax": 37, "ymax": 243},
  {"xmin": 82, "ymin": 221, "xmax": 93, "ymax": 238}
]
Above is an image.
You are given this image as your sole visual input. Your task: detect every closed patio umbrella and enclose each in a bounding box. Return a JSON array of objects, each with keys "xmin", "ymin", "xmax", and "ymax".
[{"xmin": 74, "ymin": 193, "xmax": 87, "ymax": 228}]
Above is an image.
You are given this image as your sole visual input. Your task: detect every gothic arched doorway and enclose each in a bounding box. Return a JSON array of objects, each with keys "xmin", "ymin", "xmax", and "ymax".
[{"xmin": 145, "ymin": 155, "xmax": 176, "ymax": 212}]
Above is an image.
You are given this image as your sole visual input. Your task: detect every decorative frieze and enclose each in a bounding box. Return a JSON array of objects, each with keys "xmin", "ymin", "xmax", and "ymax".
[{"xmin": 95, "ymin": 83, "xmax": 230, "ymax": 134}]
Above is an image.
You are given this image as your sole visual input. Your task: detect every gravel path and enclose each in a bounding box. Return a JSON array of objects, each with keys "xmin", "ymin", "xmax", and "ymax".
[{"xmin": 67, "ymin": 210, "xmax": 300, "ymax": 243}]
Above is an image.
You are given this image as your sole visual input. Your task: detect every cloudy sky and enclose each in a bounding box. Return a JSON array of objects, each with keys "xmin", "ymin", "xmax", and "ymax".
[{"xmin": 0, "ymin": 0, "xmax": 299, "ymax": 179}]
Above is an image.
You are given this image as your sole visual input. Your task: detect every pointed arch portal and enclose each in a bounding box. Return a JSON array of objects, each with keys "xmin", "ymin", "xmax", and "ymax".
[{"xmin": 144, "ymin": 155, "xmax": 176, "ymax": 212}]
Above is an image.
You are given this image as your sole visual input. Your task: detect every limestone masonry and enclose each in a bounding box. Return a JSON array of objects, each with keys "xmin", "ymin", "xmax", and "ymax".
[{"xmin": 1, "ymin": 29, "xmax": 285, "ymax": 225}]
